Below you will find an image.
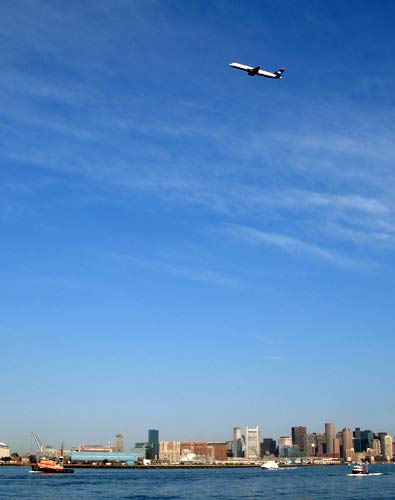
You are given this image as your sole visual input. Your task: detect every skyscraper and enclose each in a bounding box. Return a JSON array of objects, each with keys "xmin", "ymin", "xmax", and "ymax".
[
  {"xmin": 314, "ymin": 432, "xmax": 326, "ymax": 455},
  {"xmin": 245, "ymin": 426, "xmax": 261, "ymax": 459},
  {"xmin": 380, "ymin": 434, "xmax": 393, "ymax": 461},
  {"xmin": 371, "ymin": 438, "xmax": 381, "ymax": 455},
  {"xmin": 261, "ymin": 438, "xmax": 276, "ymax": 456},
  {"xmin": 278, "ymin": 436, "xmax": 292, "ymax": 457},
  {"xmin": 291, "ymin": 426, "xmax": 307, "ymax": 454},
  {"xmin": 341, "ymin": 428, "xmax": 353, "ymax": 459},
  {"xmin": 325, "ymin": 423, "xmax": 336, "ymax": 456},
  {"xmin": 303, "ymin": 434, "xmax": 316, "ymax": 457},
  {"xmin": 114, "ymin": 434, "xmax": 124, "ymax": 453},
  {"xmin": 233, "ymin": 426, "xmax": 244, "ymax": 458},
  {"xmin": 148, "ymin": 429, "xmax": 159, "ymax": 459},
  {"xmin": 353, "ymin": 427, "xmax": 361, "ymax": 453},
  {"xmin": 360, "ymin": 430, "xmax": 373, "ymax": 452}
]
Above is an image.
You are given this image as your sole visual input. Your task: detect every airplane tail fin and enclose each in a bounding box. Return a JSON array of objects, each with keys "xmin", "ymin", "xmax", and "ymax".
[{"xmin": 275, "ymin": 67, "xmax": 286, "ymax": 78}]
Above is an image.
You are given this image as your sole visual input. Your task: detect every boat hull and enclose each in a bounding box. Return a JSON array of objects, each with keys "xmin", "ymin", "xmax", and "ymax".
[{"xmin": 32, "ymin": 464, "xmax": 74, "ymax": 473}]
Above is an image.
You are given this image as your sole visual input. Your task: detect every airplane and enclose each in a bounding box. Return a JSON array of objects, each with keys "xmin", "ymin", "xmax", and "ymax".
[{"xmin": 229, "ymin": 62, "xmax": 285, "ymax": 79}]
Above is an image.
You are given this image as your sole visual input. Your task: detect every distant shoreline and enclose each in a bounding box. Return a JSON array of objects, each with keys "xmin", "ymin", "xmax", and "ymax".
[{"xmin": 1, "ymin": 462, "xmax": 350, "ymax": 469}]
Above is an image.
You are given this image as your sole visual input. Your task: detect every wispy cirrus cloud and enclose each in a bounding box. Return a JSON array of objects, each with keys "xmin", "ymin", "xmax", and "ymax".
[
  {"xmin": 324, "ymin": 222, "xmax": 395, "ymax": 246},
  {"xmin": 270, "ymin": 190, "xmax": 389, "ymax": 215},
  {"xmin": 112, "ymin": 254, "xmax": 245, "ymax": 288},
  {"xmin": 7, "ymin": 143, "xmax": 395, "ymax": 253},
  {"xmin": 220, "ymin": 223, "xmax": 370, "ymax": 269}
]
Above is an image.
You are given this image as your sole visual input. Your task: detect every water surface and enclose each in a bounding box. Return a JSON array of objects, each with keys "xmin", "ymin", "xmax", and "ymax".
[{"xmin": 1, "ymin": 465, "xmax": 394, "ymax": 500}]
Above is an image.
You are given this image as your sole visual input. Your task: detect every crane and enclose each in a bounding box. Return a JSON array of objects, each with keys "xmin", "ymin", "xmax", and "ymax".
[{"xmin": 32, "ymin": 432, "xmax": 46, "ymax": 456}]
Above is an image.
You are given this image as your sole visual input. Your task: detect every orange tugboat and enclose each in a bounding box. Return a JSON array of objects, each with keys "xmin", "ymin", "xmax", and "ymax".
[
  {"xmin": 32, "ymin": 457, "xmax": 74, "ymax": 474},
  {"xmin": 31, "ymin": 433, "xmax": 74, "ymax": 474}
]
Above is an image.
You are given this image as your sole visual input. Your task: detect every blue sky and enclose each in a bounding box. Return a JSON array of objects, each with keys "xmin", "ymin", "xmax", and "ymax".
[{"xmin": 1, "ymin": 0, "xmax": 395, "ymax": 453}]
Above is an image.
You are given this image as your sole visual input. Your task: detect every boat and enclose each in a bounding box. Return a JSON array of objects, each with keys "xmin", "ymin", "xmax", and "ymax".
[
  {"xmin": 30, "ymin": 433, "xmax": 74, "ymax": 473},
  {"xmin": 351, "ymin": 463, "xmax": 369, "ymax": 475},
  {"xmin": 32, "ymin": 457, "xmax": 74, "ymax": 473},
  {"xmin": 261, "ymin": 460, "xmax": 279, "ymax": 470}
]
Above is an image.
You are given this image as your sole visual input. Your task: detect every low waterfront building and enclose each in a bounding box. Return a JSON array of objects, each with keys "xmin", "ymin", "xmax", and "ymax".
[
  {"xmin": 75, "ymin": 444, "xmax": 113, "ymax": 452},
  {"xmin": 0, "ymin": 443, "xmax": 10, "ymax": 459},
  {"xmin": 159, "ymin": 441, "xmax": 181, "ymax": 463},
  {"xmin": 181, "ymin": 442, "xmax": 213, "ymax": 459},
  {"xmin": 68, "ymin": 447, "xmax": 144, "ymax": 465},
  {"xmin": 209, "ymin": 442, "xmax": 228, "ymax": 461}
]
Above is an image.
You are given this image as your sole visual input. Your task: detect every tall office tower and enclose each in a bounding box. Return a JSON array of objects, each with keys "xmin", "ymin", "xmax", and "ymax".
[
  {"xmin": 245, "ymin": 426, "xmax": 261, "ymax": 459},
  {"xmin": 314, "ymin": 432, "xmax": 326, "ymax": 455},
  {"xmin": 233, "ymin": 426, "xmax": 244, "ymax": 458},
  {"xmin": 114, "ymin": 434, "xmax": 124, "ymax": 452},
  {"xmin": 325, "ymin": 423, "xmax": 336, "ymax": 456},
  {"xmin": 371, "ymin": 439, "xmax": 381, "ymax": 455},
  {"xmin": 360, "ymin": 430, "xmax": 373, "ymax": 452},
  {"xmin": 341, "ymin": 428, "xmax": 353, "ymax": 459},
  {"xmin": 278, "ymin": 436, "xmax": 292, "ymax": 457},
  {"xmin": 378, "ymin": 432, "xmax": 387, "ymax": 457},
  {"xmin": 304, "ymin": 434, "xmax": 316, "ymax": 457},
  {"xmin": 261, "ymin": 438, "xmax": 276, "ymax": 456},
  {"xmin": 353, "ymin": 427, "xmax": 361, "ymax": 452},
  {"xmin": 292, "ymin": 426, "xmax": 307, "ymax": 454},
  {"xmin": 148, "ymin": 429, "xmax": 159, "ymax": 459},
  {"xmin": 381, "ymin": 434, "xmax": 393, "ymax": 460}
]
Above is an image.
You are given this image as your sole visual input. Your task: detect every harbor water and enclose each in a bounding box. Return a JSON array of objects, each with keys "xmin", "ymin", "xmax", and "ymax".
[{"xmin": 1, "ymin": 464, "xmax": 395, "ymax": 500}]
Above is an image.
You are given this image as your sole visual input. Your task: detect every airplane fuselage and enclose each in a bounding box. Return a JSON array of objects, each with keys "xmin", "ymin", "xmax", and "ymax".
[{"xmin": 229, "ymin": 62, "xmax": 285, "ymax": 79}]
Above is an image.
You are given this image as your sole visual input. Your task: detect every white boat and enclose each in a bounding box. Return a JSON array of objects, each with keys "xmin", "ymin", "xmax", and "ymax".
[
  {"xmin": 261, "ymin": 460, "xmax": 279, "ymax": 470},
  {"xmin": 351, "ymin": 463, "xmax": 369, "ymax": 475}
]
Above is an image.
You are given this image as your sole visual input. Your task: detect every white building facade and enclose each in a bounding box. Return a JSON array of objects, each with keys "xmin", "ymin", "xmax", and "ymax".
[
  {"xmin": 159, "ymin": 441, "xmax": 181, "ymax": 463},
  {"xmin": 245, "ymin": 426, "xmax": 260, "ymax": 459},
  {"xmin": 382, "ymin": 435, "xmax": 393, "ymax": 461},
  {"xmin": 0, "ymin": 442, "xmax": 10, "ymax": 459}
]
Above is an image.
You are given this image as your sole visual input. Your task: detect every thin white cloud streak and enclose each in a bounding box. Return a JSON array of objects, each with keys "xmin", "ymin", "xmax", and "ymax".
[
  {"xmin": 6, "ymin": 148, "xmax": 395, "ymax": 250},
  {"xmin": 2, "ymin": 273, "xmax": 103, "ymax": 292},
  {"xmin": 7, "ymin": 146, "xmax": 389, "ymax": 215},
  {"xmin": 221, "ymin": 223, "xmax": 369, "ymax": 269},
  {"xmin": 271, "ymin": 129, "xmax": 395, "ymax": 163},
  {"xmin": 325, "ymin": 222, "xmax": 395, "ymax": 246},
  {"xmin": 273, "ymin": 191, "xmax": 389, "ymax": 215},
  {"xmin": 112, "ymin": 254, "xmax": 245, "ymax": 288}
]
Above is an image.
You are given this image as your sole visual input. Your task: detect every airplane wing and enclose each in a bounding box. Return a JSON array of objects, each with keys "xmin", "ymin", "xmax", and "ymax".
[{"xmin": 229, "ymin": 62, "xmax": 254, "ymax": 73}]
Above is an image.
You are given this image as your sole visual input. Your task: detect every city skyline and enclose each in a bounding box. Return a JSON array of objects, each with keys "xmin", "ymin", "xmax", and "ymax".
[
  {"xmin": 3, "ymin": 421, "xmax": 395, "ymax": 456},
  {"xmin": 2, "ymin": 0, "xmax": 395, "ymax": 453}
]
